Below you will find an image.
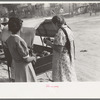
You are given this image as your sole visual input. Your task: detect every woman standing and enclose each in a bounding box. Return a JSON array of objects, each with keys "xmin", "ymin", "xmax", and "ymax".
[
  {"xmin": 44, "ymin": 15, "xmax": 77, "ymax": 82},
  {"xmin": 6, "ymin": 17, "xmax": 37, "ymax": 82}
]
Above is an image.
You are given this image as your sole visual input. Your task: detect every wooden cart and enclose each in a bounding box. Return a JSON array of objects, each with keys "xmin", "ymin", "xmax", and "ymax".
[
  {"xmin": 33, "ymin": 18, "xmax": 57, "ymax": 75},
  {"xmin": 33, "ymin": 44, "xmax": 53, "ymax": 76}
]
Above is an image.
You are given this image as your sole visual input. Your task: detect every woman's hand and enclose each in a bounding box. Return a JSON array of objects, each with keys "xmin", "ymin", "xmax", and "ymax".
[
  {"xmin": 43, "ymin": 38, "xmax": 52, "ymax": 46},
  {"xmin": 43, "ymin": 38, "xmax": 63, "ymax": 53},
  {"xmin": 24, "ymin": 55, "xmax": 37, "ymax": 63}
]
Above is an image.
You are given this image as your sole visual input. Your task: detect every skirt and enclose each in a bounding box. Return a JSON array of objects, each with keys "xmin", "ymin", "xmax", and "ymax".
[{"xmin": 13, "ymin": 60, "xmax": 37, "ymax": 82}]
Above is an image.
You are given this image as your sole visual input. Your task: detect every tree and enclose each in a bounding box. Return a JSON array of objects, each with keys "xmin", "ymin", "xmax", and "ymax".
[
  {"xmin": 0, "ymin": 5, "xmax": 8, "ymax": 17},
  {"xmin": 2, "ymin": 4, "xmax": 19, "ymax": 17}
]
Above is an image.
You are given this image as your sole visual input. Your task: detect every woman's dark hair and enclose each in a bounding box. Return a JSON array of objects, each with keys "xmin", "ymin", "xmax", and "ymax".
[
  {"xmin": 8, "ymin": 17, "xmax": 23, "ymax": 34},
  {"xmin": 52, "ymin": 15, "xmax": 66, "ymax": 27},
  {"xmin": 52, "ymin": 15, "xmax": 72, "ymax": 63}
]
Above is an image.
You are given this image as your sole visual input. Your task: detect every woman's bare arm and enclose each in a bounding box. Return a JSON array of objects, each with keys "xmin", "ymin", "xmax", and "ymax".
[{"xmin": 24, "ymin": 56, "xmax": 36, "ymax": 63}]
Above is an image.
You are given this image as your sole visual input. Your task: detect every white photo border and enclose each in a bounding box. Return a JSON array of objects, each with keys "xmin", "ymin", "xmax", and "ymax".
[{"xmin": 0, "ymin": 0, "xmax": 100, "ymax": 99}]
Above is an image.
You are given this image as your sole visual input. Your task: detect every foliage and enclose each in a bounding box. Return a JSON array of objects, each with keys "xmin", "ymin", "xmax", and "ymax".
[{"xmin": 0, "ymin": 5, "xmax": 8, "ymax": 17}]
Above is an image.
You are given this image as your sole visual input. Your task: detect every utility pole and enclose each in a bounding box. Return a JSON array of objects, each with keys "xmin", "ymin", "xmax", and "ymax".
[
  {"xmin": 72, "ymin": 3, "xmax": 74, "ymax": 16},
  {"xmin": 69, "ymin": 3, "xmax": 70, "ymax": 14}
]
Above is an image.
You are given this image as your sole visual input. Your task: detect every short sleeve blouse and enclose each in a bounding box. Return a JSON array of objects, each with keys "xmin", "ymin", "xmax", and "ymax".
[{"xmin": 16, "ymin": 35, "xmax": 29, "ymax": 59}]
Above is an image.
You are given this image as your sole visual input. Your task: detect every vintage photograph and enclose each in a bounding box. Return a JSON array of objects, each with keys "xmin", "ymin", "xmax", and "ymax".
[{"xmin": 0, "ymin": 2, "xmax": 100, "ymax": 82}]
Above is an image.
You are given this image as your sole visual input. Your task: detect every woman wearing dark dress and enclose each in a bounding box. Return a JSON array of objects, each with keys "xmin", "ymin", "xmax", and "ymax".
[{"xmin": 6, "ymin": 17, "xmax": 37, "ymax": 82}]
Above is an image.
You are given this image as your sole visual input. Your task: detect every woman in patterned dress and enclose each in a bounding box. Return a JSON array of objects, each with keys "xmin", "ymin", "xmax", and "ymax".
[
  {"xmin": 44, "ymin": 15, "xmax": 77, "ymax": 82},
  {"xmin": 6, "ymin": 17, "xmax": 37, "ymax": 82}
]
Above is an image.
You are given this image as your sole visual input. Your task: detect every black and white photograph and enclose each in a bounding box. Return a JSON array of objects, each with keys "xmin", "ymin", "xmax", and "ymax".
[
  {"xmin": 0, "ymin": 2, "xmax": 100, "ymax": 83},
  {"xmin": 0, "ymin": 1, "xmax": 100, "ymax": 98}
]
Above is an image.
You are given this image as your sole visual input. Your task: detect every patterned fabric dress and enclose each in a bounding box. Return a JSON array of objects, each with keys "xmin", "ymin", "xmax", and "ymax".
[
  {"xmin": 52, "ymin": 25, "xmax": 77, "ymax": 82},
  {"xmin": 6, "ymin": 34, "xmax": 37, "ymax": 82}
]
